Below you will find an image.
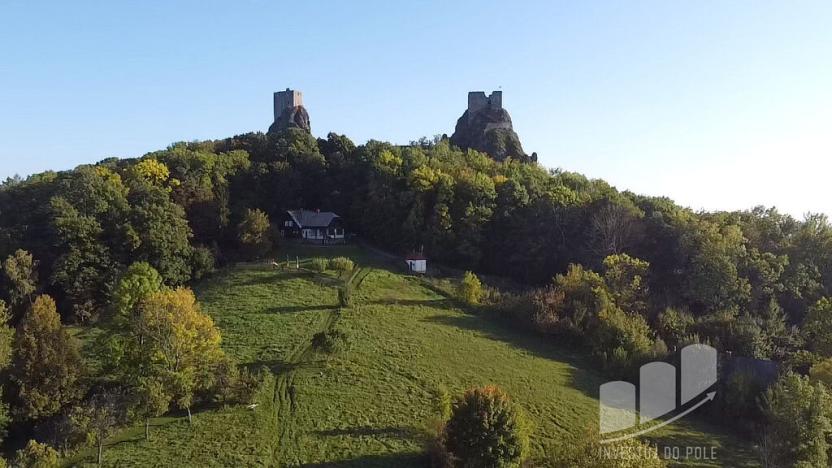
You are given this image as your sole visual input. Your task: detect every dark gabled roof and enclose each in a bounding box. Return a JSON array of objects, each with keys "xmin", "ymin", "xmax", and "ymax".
[
  {"xmin": 405, "ymin": 253, "xmax": 427, "ymax": 261},
  {"xmin": 287, "ymin": 209, "xmax": 340, "ymax": 228}
]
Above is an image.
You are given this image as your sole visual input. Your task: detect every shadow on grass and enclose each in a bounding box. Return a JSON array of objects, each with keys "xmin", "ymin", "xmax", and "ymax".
[
  {"xmin": 421, "ymin": 313, "xmax": 604, "ymax": 400},
  {"xmin": 314, "ymin": 425, "xmax": 428, "ymax": 440},
  {"xmin": 299, "ymin": 452, "xmax": 426, "ymax": 468},
  {"xmin": 267, "ymin": 304, "xmax": 338, "ymax": 314},
  {"xmin": 369, "ymin": 298, "xmax": 453, "ymax": 308}
]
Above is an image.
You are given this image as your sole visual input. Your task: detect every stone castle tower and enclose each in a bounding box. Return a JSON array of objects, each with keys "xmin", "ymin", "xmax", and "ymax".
[
  {"xmin": 450, "ymin": 90, "xmax": 531, "ymax": 162},
  {"xmin": 466, "ymin": 91, "xmax": 502, "ymax": 122},
  {"xmin": 269, "ymin": 87, "xmax": 311, "ymax": 134},
  {"xmin": 274, "ymin": 88, "xmax": 303, "ymax": 121}
]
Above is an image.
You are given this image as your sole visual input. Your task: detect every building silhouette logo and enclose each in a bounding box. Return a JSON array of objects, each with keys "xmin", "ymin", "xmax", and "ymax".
[{"xmin": 599, "ymin": 344, "xmax": 717, "ymax": 443}]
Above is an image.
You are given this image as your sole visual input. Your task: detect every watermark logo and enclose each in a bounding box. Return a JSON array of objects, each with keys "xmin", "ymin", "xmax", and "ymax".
[{"xmin": 599, "ymin": 344, "xmax": 717, "ymax": 443}]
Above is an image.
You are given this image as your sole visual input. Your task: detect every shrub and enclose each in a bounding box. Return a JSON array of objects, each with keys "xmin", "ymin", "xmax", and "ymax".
[
  {"xmin": 310, "ymin": 258, "xmax": 328, "ymax": 273},
  {"xmin": 432, "ymin": 385, "xmax": 452, "ymax": 422},
  {"xmin": 457, "ymin": 271, "xmax": 483, "ymax": 305},
  {"xmin": 338, "ymin": 285, "xmax": 353, "ymax": 307},
  {"xmin": 810, "ymin": 358, "xmax": 832, "ymax": 387},
  {"xmin": 311, "ymin": 329, "xmax": 350, "ymax": 355},
  {"xmin": 191, "ymin": 246, "xmax": 215, "ymax": 280},
  {"xmin": 549, "ymin": 426, "xmax": 666, "ymax": 467},
  {"xmin": 443, "ymin": 386, "xmax": 529, "ymax": 468},
  {"xmin": 329, "ymin": 256, "xmax": 355, "ymax": 272},
  {"xmin": 15, "ymin": 440, "xmax": 59, "ymax": 468}
]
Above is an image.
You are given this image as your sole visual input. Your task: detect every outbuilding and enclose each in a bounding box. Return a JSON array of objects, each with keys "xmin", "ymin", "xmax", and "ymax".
[{"xmin": 405, "ymin": 253, "xmax": 427, "ymax": 273}]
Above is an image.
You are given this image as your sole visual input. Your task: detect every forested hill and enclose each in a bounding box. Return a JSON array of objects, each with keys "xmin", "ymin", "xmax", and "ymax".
[
  {"xmin": 2, "ymin": 127, "xmax": 832, "ymax": 464},
  {"xmin": 4, "ymin": 129, "xmax": 827, "ymax": 326}
]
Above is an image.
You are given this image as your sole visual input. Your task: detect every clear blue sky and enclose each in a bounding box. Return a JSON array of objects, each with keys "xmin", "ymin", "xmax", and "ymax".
[{"xmin": 2, "ymin": 1, "xmax": 831, "ymax": 217}]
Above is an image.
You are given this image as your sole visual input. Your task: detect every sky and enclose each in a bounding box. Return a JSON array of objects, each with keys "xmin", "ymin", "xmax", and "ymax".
[{"xmin": 1, "ymin": 1, "xmax": 831, "ymax": 218}]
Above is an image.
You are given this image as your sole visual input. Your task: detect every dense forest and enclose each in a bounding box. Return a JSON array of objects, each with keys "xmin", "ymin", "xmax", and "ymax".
[{"xmin": 1, "ymin": 128, "xmax": 832, "ymax": 465}]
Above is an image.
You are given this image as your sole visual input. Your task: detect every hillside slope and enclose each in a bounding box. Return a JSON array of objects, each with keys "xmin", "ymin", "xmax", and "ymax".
[{"xmin": 64, "ymin": 246, "xmax": 758, "ymax": 467}]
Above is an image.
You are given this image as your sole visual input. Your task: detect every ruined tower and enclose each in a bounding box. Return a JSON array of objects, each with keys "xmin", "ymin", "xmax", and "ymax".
[
  {"xmin": 450, "ymin": 90, "xmax": 530, "ymax": 162},
  {"xmin": 269, "ymin": 87, "xmax": 311, "ymax": 134},
  {"xmin": 466, "ymin": 91, "xmax": 502, "ymax": 122}
]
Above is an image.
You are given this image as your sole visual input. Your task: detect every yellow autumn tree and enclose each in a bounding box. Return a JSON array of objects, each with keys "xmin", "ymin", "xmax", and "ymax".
[
  {"xmin": 135, "ymin": 288, "xmax": 224, "ymax": 424},
  {"xmin": 132, "ymin": 158, "xmax": 170, "ymax": 186}
]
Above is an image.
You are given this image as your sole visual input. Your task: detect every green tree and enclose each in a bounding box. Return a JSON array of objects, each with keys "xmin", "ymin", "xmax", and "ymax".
[
  {"xmin": 762, "ymin": 372, "xmax": 832, "ymax": 467},
  {"xmin": 0, "ymin": 300, "xmax": 11, "ymax": 443},
  {"xmin": 803, "ymin": 297, "xmax": 832, "ymax": 357},
  {"xmin": 237, "ymin": 208, "xmax": 272, "ymax": 259},
  {"xmin": 131, "ymin": 377, "xmax": 170, "ymax": 440},
  {"xmin": 810, "ymin": 358, "xmax": 832, "ymax": 387},
  {"xmin": 2, "ymin": 249, "xmax": 38, "ymax": 314},
  {"xmin": 128, "ymin": 183, "xmax": 194, "ymax": 285},
  {"xmin": 111, "ymin": 262, "xmax": 164, "ymax": 321},
  {"xmin": 12, "ymin": 295, "xmax": 85, "ymax": 419},
  {"xmin": 602, "ymin": 253, "xmax": 649, "ymax": 317},
  {"xmin": 68, "ymin": 390, "xmax": 125, "ymax": 467},
  {"xmin": 457, "ymin": 271, "xmax": 483, "ymax": 305},
  {"xmin": 443, "ymin": 386, "xmax": 529, "ymax": 468},
  {"xmin": 14, "ymin": 440, "xmax": 59, "ymax": 468}
]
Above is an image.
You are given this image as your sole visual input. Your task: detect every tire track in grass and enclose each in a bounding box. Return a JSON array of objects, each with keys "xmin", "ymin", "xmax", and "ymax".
[{"xmin": 272, "ymin": 267, "xmax": 367, "ymax": 466}]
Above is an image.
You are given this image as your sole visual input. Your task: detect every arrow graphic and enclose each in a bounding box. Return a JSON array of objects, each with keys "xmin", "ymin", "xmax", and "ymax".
[{"xmin": 600, "ymin": 391, "xmax": 716, "ymax": 444}]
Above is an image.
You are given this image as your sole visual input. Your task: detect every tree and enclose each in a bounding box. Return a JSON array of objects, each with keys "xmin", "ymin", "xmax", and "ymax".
[
  {"xmin": 2, "ymin": 249, "xmax": 38, "ymax": 314},
  {"xmin": 134, "ymin": 288, "xmax": 225, "ymax": 425},
  {"xmin": 0, "ymin": 300, "xmax": 11, "ymax": 443},
  {"xmin": 237, "ymin": 208, "xmax": 272, "ymax": 259},
  {"xmin": 443, "ymin": 386, "xmax": 529, "ymax": 468},
  {"xmin": 810, "ymin": 358, "xmax": 832, "ymax": 388},
  {"xmin": 14, "ymin": 440, "xmax": 59, "ymax": 468},
  {"xmin": 457, "ymin": 271, "xmax": 483, "ymax": 305},
  {"xmin": 803, "ymin": 297, "xmax": 832, "ymax": 357},
  {"xmin": 130, "ymin": 158, "xmax": 170, "ymax": 187},
  {"xmin": 69, "ymin": 390, "xmax": 125, "ymax": 467},
  {"xmin": 111, "ymin": 262, "xmax": 163, "ymax": 321},
  {"xmin": 128, "ymin": 183, "xmax": 194, "ymax": 286},
  {"xmin": 602, "ymin": 253, "xmax": 649, "ymax": 317},
  {"xmin": 13, "ymin": 295, "xmax": 85, "ymax": 419},
  {"xmin": 762, "ymin": 372, "xmax": 832, "ymax": 467},
  {"xmin": 131, "ymin": 377, "xmax": 170, "ymax": 440}
]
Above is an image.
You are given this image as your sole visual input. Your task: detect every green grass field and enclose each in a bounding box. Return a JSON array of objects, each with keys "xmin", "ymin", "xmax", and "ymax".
[{"xmin": 63, "ymin": 245, "xmax": 759, "ymax": 467}]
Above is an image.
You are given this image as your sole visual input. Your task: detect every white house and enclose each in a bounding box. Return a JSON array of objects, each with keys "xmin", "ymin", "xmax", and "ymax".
[{"xmin": 405, "ymin": 253, "xmax": 427, "ymax": 273}]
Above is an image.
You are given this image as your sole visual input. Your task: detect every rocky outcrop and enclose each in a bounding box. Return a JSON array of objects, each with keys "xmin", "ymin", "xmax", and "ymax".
[
  {"xmin": 269, "ymin": 105, "xmax": 311, "ymax": 134},
  {"xmin": 450, "ymin": 100, "xmax": 531, "ymax": 162}
]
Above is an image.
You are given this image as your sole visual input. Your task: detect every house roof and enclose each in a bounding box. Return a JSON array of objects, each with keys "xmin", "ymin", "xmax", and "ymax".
[
  {"xmin": 405, "ymin": 253, "xmax": 427, "ymax": 261},
  {"xmin": 287, "ymin": 209, "xmax": 340, "ymax": 228}
]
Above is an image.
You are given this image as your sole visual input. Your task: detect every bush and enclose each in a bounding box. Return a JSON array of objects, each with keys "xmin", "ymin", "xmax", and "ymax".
[
  {"xmin": 549, "ymin": 426, "xmax": 666, "ymax": 467},
  {"xmin": 457, "ymin": 271, "xmax": 483, "ymax": 305},
  {"xmin": 443, "ymin": 386, "xmax": 529, "ymax": 468},
  {"xmin": 310, "ymin": 258, "xmax": 328, "ymax": 273},
  {"xmin": 191, "ymin": 246, "xmax": 215, "ymax": 280},
  {"xmin": 15, "ymin": 440, "xmax": 59, "ymax": 468},
  {"xmin": 329, "ymin": 257, "xmax": 355, "ymax": 272},
  {"xmin": 311, "ymin": 329, "xmax": 350, "ymax": 355},
  {"xmin": 338, "ymin": 285, "xmax": 353, "ymax": 308}
]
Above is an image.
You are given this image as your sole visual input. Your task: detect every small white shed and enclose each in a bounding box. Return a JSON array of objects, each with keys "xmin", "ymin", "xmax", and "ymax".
[{"xmin": 405, "ymin": 254, "xmax": 427, "ymax": 274}]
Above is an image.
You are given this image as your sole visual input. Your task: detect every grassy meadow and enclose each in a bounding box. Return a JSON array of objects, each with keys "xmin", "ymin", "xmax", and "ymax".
[{"xmin": 62, "ymin": 245, "xmax": 759, "ymax": 467}]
